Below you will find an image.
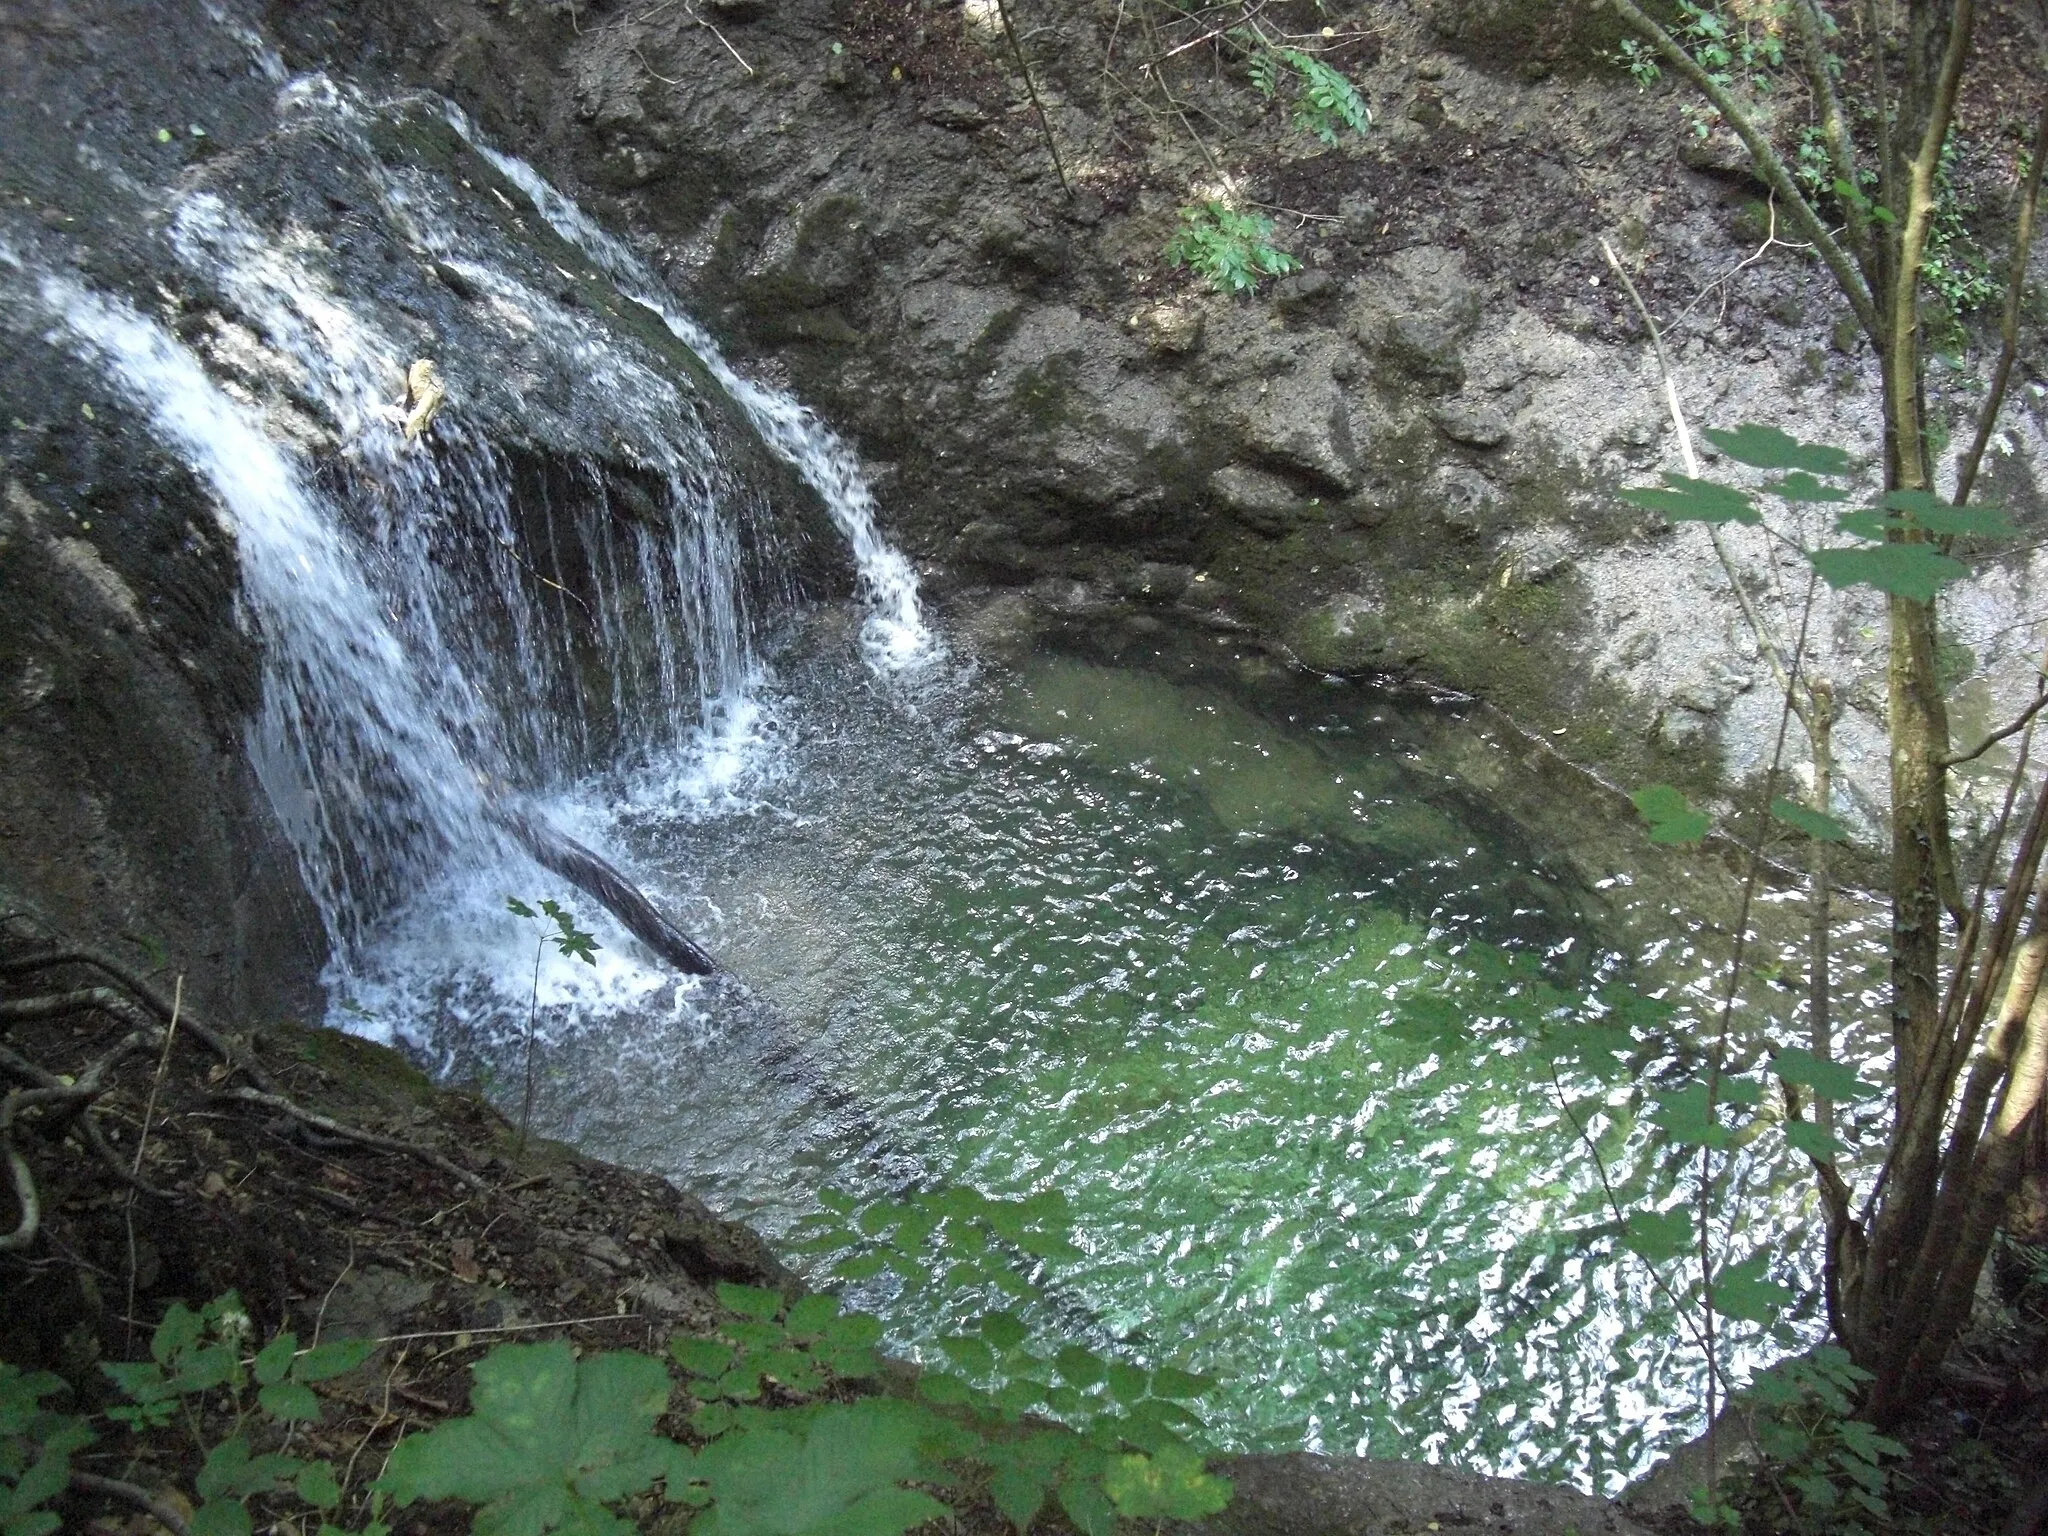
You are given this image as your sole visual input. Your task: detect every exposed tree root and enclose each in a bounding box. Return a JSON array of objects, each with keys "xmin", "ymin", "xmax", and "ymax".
[{"xmin": 0, "ymin": 923, "xmax": 501, "ymax": 1266}]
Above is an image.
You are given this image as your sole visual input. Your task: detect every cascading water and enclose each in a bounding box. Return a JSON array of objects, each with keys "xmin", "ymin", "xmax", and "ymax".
[
  {"xmin": 442, "ymin": 107, "xmax": 935, "ymax": 672},
  {"xmin": 6, "ymin": 66, "xmax": 933, "ymax": 1022},
  {"xmin": 15, "ymin": 259, "xmax": 509, "ymax": 967}
]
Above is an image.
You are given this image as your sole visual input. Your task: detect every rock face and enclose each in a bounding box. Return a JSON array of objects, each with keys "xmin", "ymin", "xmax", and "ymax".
[
  {"xmin": 0, "ymin": 0, "xmax": 852, "ymax": 1003},
  {"xmin": 1201, "ymin": 1452, "xmax": 1655, "ymax": 1535},
  {"xmin": 246, "ymin": 0, "xmax": 2048, "ymax": 840}
]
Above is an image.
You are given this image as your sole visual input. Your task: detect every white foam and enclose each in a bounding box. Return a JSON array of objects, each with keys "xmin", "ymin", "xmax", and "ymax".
[{"xmin": 441, "ymin": 104, "xmax": 937, "ymax": 671}]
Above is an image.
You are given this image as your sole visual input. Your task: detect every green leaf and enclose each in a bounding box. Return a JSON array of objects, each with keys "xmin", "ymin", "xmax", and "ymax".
[
  {"xmin": 1808, "ymin": 542, "xmax": 1969, "ymax": 601},
  {"xmin": 983, "ymin": 1434, "xmax": 1068, "ymax": 1534},
  {"xmin": 1833, "ymin": 508, "xmax": 1892, "ymax": 541},
  {"xmin": 1149, "ymin": 1365, "xmax": 1215, "ymax": 1400},
  {"xmin": 994, "ymin": 1378, "xmax": 1047, "ymax": 1419},
  {"xmin": 1650, "ymin": 1083, "xmax": 1730, "ymax": 1148},
  {"xmin": 190, "ymin": 1502, "xmax": 253, "ymax": 1536},
  {"xmin": 1719, "ymin": 1076, "xmax": 1764, "ymax": 1107},
  {"xmin": 936, "ymin": 1335, "xmax": 996, "ymax": 1378},
  {"xmin": 1703, "ymin": 424, "xmax": 1852, "ymax": 476},
  {"xmin": 1630, "ymin": 784, "xmax": 1711, "ymax": 846},
  {"xmin": 834, "ymin": 1252, "xmax": 888, "ymax": 1282},
  {"xmin": 1105, "ymin": 1363, "xmax": 1150, "ymax": 1404},
  {"xmin": 691, "ymin": 1400, "xmax": 950, "ymax": 1536},
  {"xmin": 506, "ymin": 898, "xmax": 537, "ymax": 918},
  {"xmin": 166, "ymin": 1344, "xmax": 239, "ymax": 1397},
  {"xmin": 1054, "ymin": 1346, "xmax": 1107, "ymax": 1389},
  {"xmin": 1785, "ymin": 1119, "xmax": 1846, "ymax": 1161},
  {"xmin": 1056, "ymin": 1475, "xmax": 1118, "ymax": 1536},
  {"xmin": 1770, "ymin": 471, "xmax": 1850, "ymax": 503},
  {"xmin": 917, "ymin": 1372, "xmax": 974, "ymax": 1407},
  {"xmin": 977, "ymin": 1311, "xmax": 1028, "ymax": 1352},
  {"xmin": 1884, "ymin": 489, "xmax": 2013, "ymax": 538},
  {"xmin": 691, "ymin": 1402, "xmax": 738, "ymax": 1439},
  {"xmin": 1617, "ymin": 475, "xmax": 1761, "ymax": 525},
  {"xmin": 1771, "ymin": 798, "xmax": 1851, "ymax": 842},
  {"xmin": 376, "ymin": 1343, "xmax": 673, "ymax": 1533},
  {"xmin": 1621, "ymin": 1207, "xmax": 1692, "ymax": 1263},
  {"xmin": 1102, "ymin": 1446, "xmax": 1233, "ymax": 1522},
  {"xmin": 1714, "ymin": 1253, "xmax": 1793, "ymax": 1323},
  {"xmin": 100, "ymin": 1360, "xmax": 170, "ymax": 1407},
  {"xmin": 293, "ymin": 1339, "xmax": 376, "ymax": 1383},
  {"xmin": 296, "ymin": 1460, "xmax": 344, "ymax": 1510},
  {"xmin": 1772, "ymin": 1046, "xmax": 1874, "ymax": 1101},
  {"xmin": 258, "ymin": 1381, "xmax": 323, "ymax": 1423},
  {"xmin": 716, "ymin": 1283, "xmax": 785, "ymax": 1323},
  {"xmin": 784, "ymin": 1295, "xmax": 840, "ymax": 1341},
  {"xmin": 197, "ymin": 1436, "xmax": 303, "ymax": 1501},
  {"xmin": 823, "ymin": 1315, "xmax": 883, "ymax": 1352},
  {"xmin": 671, "ymin": 1336, "xmax": 735, "ymax": 1379},
  {"xmin": 254, "ymin": 1333, "xmax": 297, "ymax": 1387}
]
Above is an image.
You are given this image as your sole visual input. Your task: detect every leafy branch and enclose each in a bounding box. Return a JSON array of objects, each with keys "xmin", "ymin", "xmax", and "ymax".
[{"xmin": 505, "ymin": 897, "xmax": 600, "ymax": 1149}]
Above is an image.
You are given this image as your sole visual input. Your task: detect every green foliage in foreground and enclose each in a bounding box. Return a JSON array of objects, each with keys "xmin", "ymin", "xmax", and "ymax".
[
  {"xmin": 1164, "ymin": 202, "xmax": 1299, "ymax": 296},
  {"xmin": 1245, "ymin": 44, "xmax": 1371, "ymax": 146},
  {"xmin": 7, "ymin": 1190, "xmax": 1232, "ymax": 1536},
  {"xmin": 1625, "ymin": 418, "xmax": 2013, "ymax": 854}
]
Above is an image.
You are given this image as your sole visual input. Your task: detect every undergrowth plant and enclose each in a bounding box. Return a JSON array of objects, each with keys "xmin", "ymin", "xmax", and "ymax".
[
  {"xmin": 505, "ymin": 897, "xmax": 598, "ymax": 1148},
  {"xmin": 1164, "ymin": 202, "xmax": 1299, "ymax": 295},
  {"xmin": 14, "ymin": 1183, "xmax": 1235, "ymax": 1536},
  {"xmin": 1244, "ymin": 43, "xmax": 1371, "ymax": 145},
  {"xmin": 0, "ymin": 1293, "xmax": 382, "ymax": 1536},
  {"xmin": 1592, "ymin": 409, "xmax": 2023, "ymax": 1523}
]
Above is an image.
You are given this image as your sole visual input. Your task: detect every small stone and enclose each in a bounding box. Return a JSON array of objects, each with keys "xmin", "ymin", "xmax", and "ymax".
[
  {"xmin": 1272, "ymin": 269, "xmax": 1337, "ymax": 316},
  {"xmin": 1432, "ymin": 398, "xmax": 1511, "ymax": 448},
  {"xmin": 1433, "ymin": 465, "xmax": 1498, "ymax": 536},
  {"xmin": 1118, "ymin": 563, "xmax": 1193, "ymax": 602},
  {"xmin": 431, "ymin": 260, "xmax": 482, "ymax": 302},
  {"xmin": 923, "ymin": 97, "xmax": 990, "ymax": 131},
  {"xmin": 704, "ymin": 0, "xmax": 770, "ymax": 19},
  {"xmin": 1128, "ymin": 300, "xmax": 1204, "ymax": 357},
  {"xmin": 1210, "ymin": 463, "xmax": 1310, "ymax": 536}
]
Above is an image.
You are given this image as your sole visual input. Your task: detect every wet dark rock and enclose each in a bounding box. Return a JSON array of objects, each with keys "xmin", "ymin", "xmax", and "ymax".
[
  {"xmin": 1197, "ymin": 1451, "xmax": 1653, "ymax": 1536},
  {"xmin": 1433, "ymin": 464, "xmax": 1502, "ymax": 537},
  {"xmin": 1118, "ymin": 562, "xmax": 1194, "ymax": 602},
  {"xmin": 1211, "ymin": 463, "xmax": 1312, "ymax": 536},
  {"xmin": 1272, "ymin": 268, "xmax": 1338, "ymax": 317},
  {"xmin": 922, "ymin": 96, "xmax": 991, "ymax": 131},
  {"xmin": 1433, "ymin": 396, "xmax": 1512, "ymax": 447},
  {"xmin": 431, "ymin": 259, "xmax": 482, "ymax": 301},
  {"xmin": 1127, "ymin": 299, "xmax": 1205, "ymax": 357}
]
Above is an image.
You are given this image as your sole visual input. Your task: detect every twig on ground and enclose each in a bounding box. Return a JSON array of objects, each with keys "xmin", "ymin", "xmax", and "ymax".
[
  {"xmin": 70, "ymin": 1471, "xmax": 195, "ymax": 1536},
  {"xmin": 126, "ymin": 975, "xmax": 182, "ymax": 1343},
  {"xmin": 213, "ymin": 1087, "xmax": 490, "ymax": 1193}
]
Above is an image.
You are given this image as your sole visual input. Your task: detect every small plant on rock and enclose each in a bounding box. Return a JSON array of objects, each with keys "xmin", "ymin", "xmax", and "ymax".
[
  {"xmin": 505, "ymin": 897, "xmax": 599, "ymax": 1148},
  {"xmin": 1164, "ymin": 202, "xmax": 1299, "ymax": 296}
]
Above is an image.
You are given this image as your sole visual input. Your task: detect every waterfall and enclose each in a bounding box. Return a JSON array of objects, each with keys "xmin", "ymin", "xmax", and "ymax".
[
  {"xmin": 441, "ymin": 107, "xmax": 936, "ymax": 672},
  {"xmin": 21, "ymin": 262, "xmax": 508, "ymax": 965},
  {"xmin": 4, "ymin": 68, "xmax": 932, "ymax": 1023}
]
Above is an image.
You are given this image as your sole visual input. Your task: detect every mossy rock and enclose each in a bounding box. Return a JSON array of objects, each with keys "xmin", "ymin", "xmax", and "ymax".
[{"xmin": 1290, "ymin": 593, "xmax": 1393, "ymax": 673}]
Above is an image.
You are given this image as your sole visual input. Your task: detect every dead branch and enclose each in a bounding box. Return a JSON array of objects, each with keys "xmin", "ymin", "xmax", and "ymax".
[
  {"xmin": 70, "ymin": 1470, "xmax": 195, "ymax": 1536},
  {"xmin": 213, "ymin": 1087, "xmax": 490, "ymax": 1193}
]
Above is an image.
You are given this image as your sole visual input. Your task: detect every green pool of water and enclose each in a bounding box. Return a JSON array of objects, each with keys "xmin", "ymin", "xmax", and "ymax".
[{"xmin": 405, "ymin": 608, "xmax": 1882, "ymax": 1490}]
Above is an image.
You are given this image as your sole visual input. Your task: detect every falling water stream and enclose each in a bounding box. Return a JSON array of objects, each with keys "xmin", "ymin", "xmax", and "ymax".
[{"xmin": 4, "ymin": 58, "xmax": 1895, "ymax": 1496}]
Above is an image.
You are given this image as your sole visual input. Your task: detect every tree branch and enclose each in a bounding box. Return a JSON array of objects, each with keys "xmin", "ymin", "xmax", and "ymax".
[
  {"xmin": 0, "ymin": 1133, "xmax": 37, "ymax": 1251},
  {"xmin": 1955, "ymin": 95, "xmax": 2048, "ymax": 508},
  {"xmin": 1604, "ymin": 0, "xmax": 1880, "ymax": 340},
  {"xmin": 1790, "ymin": 0, "xmax": 1878, "ymax": 284},
  {"xmin": 69, "ymin": 1471, "xmax": 194, "ymax": 1536},
  {"xmin": 1940, "ymin": 690, "xmax": 2048, "ymax": 767},
  {"xmin": 213, "ymin": 1087, "xmax": 490, "ymax": 1193}
]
